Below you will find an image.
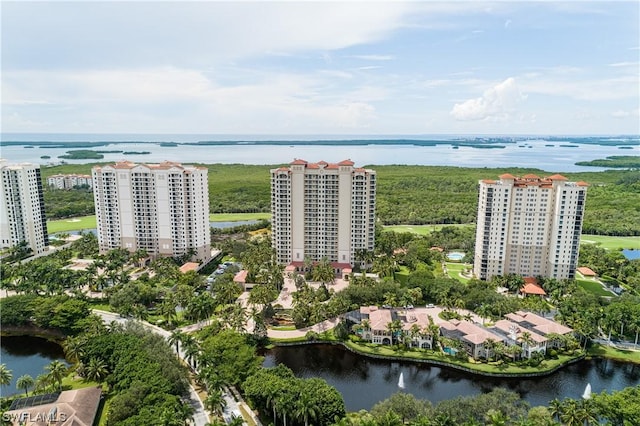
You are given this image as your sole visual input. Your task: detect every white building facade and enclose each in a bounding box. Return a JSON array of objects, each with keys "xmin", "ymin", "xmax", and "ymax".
[
  {"xmin": 474, "ymin": 173, "xmax": 588, "ymax": 281},
  {"xmin": 92, "ymin": 161, "xmax": 210, "ymax": 261},
  {"xmin": 270, "ymin": 159, "xmax": 376, "ymax": 271},
  {"xmin": 47, "ymin": 174, "xmax": 93, "ymax": 190},
  {"xmin": 0, "ymin": 160, "xmax": 49, "ymax": 254}
]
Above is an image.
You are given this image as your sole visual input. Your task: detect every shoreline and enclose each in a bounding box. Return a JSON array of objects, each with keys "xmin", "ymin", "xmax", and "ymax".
[{"xmin": 268, "ymin": 338, "xmax": 638, "ymax": 377}]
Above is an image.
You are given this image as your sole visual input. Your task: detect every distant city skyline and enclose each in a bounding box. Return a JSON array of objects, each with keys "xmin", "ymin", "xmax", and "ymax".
[{"xmin": 2, "ymin": 2, "xmax": 638, "ymax": 135}]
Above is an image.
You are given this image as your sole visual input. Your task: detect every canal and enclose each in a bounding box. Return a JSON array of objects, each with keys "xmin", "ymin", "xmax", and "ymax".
[{"xmin": 263, "ymin": 344, "xmax": 640, "ymax": 411}]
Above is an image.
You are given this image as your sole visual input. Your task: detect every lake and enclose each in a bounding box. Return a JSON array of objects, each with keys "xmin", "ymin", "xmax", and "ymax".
[
  {"xmin": 622, "ymin": 249, "xmax": 640, "ymax": 260},
  {"xmin": 0, "ymin": 336, "xmax": 67, "ymax": 398},
  {"xmin": 2, "ymin": 134, "xmax": 638, "ymax": 172},
  {"xmin": 263, "ymin": 344, "xmax": 640, "ymax": 411}
]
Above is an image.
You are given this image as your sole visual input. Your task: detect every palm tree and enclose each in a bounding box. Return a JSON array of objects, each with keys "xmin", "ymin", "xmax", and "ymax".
[
  {"xmin": 63, "ymin": 336, "xmax": 85, "ymax": 363},
  {"xmin": 548, "ymin": 398, "xmax": 562, "ymax": 422},
  {"xmin": 16, "ymin": 374, "xmax": 34, "ymax": 397},
  {"xmin": 182, "ymin": 334, "xmax": 200, "ymax": 370},
  {"xmin": 45, "ymin": 360, "xmax": 67, "ymax": 391},
  {"xmin": 294, "ymin": 391, "xmax": 319, "ymax": 426},
  {"xmin": 34, "ymin": 374, "xmax": 51, "ymax": 393},
  {"xmin": 85, "ymin": 358, "xmax": 109, "ymax": 382},
  {"xmin": 169, "ymin": 330, "xmax": 186, "ymax": 354},
  {"xmin": 204, "ymin": 389, "xmax": 227, "ymax": 416},
  {"xmin": 0, "ymin": 364, "xmax": 13, "ymax": 388}
]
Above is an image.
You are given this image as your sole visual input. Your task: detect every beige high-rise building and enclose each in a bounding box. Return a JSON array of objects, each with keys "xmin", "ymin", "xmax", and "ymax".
[
  {"xmin": 0, "ymin": 160, "xmax": 49, "ymax": 254},
  {"xmin": 271, "ymin": 159, "xmax": 376, "ymax": 272},
  {"xmin": 474, "ymin": 173, "xmax": 588, "ymax": 281},
  {"xmin": 92, "ymin": 161, "xmax": 210, "ymax": 261}
]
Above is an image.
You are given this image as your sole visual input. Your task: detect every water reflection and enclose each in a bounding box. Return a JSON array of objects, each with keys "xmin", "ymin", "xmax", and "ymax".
[{"xmin": 262, "ymin": 344, "xmax": 639, "ymax": 411}]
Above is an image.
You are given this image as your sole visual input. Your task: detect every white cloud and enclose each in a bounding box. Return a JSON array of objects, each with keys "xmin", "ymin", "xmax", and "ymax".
[
  {"xmin": 504, "ymin": 19, "xmax": 512, "ymax": 28},
  {"xmin": 608, "ymin": 61, "xmax": 639, "ymax": 67},
  {"xmin": 450, "ymin": 78, "xmax": 526, "ymax": 121},
  {"xmin": 611, "ymin": 109, "xmax": 640, "ymax": 118},
  {"xmin": 350, "ymin": 55, "xmax": 394, "ymax": 61}
]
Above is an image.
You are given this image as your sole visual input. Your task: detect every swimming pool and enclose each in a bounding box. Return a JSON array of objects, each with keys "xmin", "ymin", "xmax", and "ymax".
[
  {"xmin": 443, "ymin": 347, "xmax": 458, "ymax": 355},
  {"xmin": 447, "ymin": 251, "xmax": 465, "ymax": 261}
]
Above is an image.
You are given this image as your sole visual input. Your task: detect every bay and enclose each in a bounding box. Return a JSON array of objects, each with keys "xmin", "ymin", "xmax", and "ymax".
[{"xmin": 1, "ymin": 133, "xmax": 638, "ymax": 172}]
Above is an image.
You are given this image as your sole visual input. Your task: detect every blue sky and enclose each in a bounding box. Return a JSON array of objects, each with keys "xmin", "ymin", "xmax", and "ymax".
[{"xmin": 2, "ymin": 1, "xmax": 638, "ymax": 135}]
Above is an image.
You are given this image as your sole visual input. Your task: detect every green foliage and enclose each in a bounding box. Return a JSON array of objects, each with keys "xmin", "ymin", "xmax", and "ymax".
[
  {"xmin": 78, "ymin": 324, "xmax": 189, "ymax": 425},
  {"xmin": 0, "ymin": 294, "xmax": 91, "ymax": 335},
  {"xmin": 243, "ymin": 365, "xmax": 345, "ymax": 426},
  {"xmin": 43, "ymin": 187, "xmax": 95, "ymax": 219},
  {"xmin": 0, "ymin": 294, "xmax": 38, "ymax": 326},
  {"xmin": 41, "ymin": 163, "xmax": 640, "ymax": 235},
  {"xmin": 199, "ymin": 330, "xmax": 262, "ymax": 386},
  {"xmin": 58, "ymin": 149, "xmax": 104, "ymax": 159},
  {"xmin": 370, "ymin": 392, "xmax": 432, "ymax": 422},
  {"xmin": 575, "ymin": 155, "xmax": 640, "ymax": 168}
]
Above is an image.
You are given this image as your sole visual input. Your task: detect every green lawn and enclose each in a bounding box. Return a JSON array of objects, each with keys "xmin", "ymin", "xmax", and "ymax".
[
  {"xmin": 588, "ymin": 343, "xmax": 640, "ymax": 364},
  {"xmin": 580, "ymin": 234, "xmax": 640, "ymax": 250},
  {"xmin": 48, "ymin": 212, "xmax": 272, "ymax": 233},
  {"xmin": 344, "ymin": 340, "xmax": 582, "ymax": 375},
  {"xmin": 384, "ymin": 224, "xmax": 473, "ymax": 235},
  {"xmin": 576, "ymin": 279, "xmax": 614, "ymax": 297},
  {"xmin": 48, "ymin": 215, "xmax": 96, "ymax": 233},
  {"xmin": 445, "ymin": 262, "xmax": 472, "ymax": 284},
  {"xmin": 209, "ymin": 212, "xmax": 271, "ymax": 222}
]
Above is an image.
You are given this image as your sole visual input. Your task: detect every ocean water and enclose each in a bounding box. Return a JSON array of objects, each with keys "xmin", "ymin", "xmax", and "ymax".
[{"xmin": 1, "ymin": 133, "xmax": 638, "ymax": 172}]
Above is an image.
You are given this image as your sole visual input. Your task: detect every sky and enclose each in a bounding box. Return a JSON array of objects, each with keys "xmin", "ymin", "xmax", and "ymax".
[{"xmin": 2, "ymin": 1, "xmax": 639, "ymax": 136}]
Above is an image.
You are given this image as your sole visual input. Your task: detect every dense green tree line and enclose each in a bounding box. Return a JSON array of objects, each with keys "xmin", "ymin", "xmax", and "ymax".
[
  {"xmin": 341, "ymin": 385, "xmax": 640, "ymax": 426},
  {"xmin": 40, "ymin": 163, "xmax": 640, "ymax": 235},
  {"xmin": 43, "ymin": 186, "xmax": 95, "ymax": 219},
  {"xmin": 0, "ymin": 294, "xmax": 93, "ymax": 334},
  {"xmin": 243, "ymin": 364, "xmax": 346, "ymax": 426},
  {"xmin": 77, "ymin": 323, "xmax": 191, "ymax": 426}
]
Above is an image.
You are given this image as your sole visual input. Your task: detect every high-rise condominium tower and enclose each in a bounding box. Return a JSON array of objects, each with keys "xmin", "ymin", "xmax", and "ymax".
[
  {"xmin": 92, "ymin": 161, "xmax": 210, "ymax": 261},
  {"xmin": 271, "ymin": 159, "xmax": 376, "ymax": 271},
  {"xmin": 0, "ymin": 160, "xmax": 48, "ymax": 254},
  {"xmin": 474, "ymin": 173, "xmax": 588, "ymax": 281}
]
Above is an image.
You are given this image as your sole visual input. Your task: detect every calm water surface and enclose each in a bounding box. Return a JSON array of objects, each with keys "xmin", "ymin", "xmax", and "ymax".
[
  {"xmin": 3, "ymin": 136, "xmax": 638, "ymax": 172},
  {"xmin": 263, "ymin": 344, "xmax": 640, "ymax": 411},
  {"xmin": 0, "ymin": 336, "xmax": 67, "ymax": 398}
]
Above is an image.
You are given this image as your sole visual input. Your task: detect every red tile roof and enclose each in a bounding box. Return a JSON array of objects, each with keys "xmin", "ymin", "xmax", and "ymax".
[
  {"xmin": 577, "ymin": 266, "xmax": 596, "ymax": 276},
  {"xmin": 290, "ymin": 159, "xmax": 308, "ymax": 165},
  {"xmin": 179, "ymin": 262, "xmax": 199, "ymax": 273},
  {"xmin": 499, "ymin": 173, "xmax": 517, "ymax": 179},
  {"xmin": 520, "ymin": 282, "xmax": 547, "ymax": 295},
  {"xmin": 547, "ymin": 174, "xmax": 568, "ymax": 181}
]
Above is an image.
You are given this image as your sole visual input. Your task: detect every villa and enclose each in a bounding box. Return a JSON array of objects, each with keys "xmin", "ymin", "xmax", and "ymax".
[
  {"xmin": 505, "ymin": 311, "xmax": 573, "ymax": 348},
  {"xmin": 352, "ymin": 306, "xmax": 573, "ymax": 360},
  {"xmin": 491, "ymin": 319, "xmax": 547, "ymax": 358},
  {"xmin": 440, "ymin": 319, "xmax": 505, "ymax": 359}
]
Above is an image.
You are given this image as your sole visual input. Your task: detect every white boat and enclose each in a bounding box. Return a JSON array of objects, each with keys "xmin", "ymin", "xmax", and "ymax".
[{"xmin": 398, "ymin": 372, "xmax": 405, "ymax": 389}]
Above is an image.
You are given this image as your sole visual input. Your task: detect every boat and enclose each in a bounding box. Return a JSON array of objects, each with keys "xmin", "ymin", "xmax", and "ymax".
[{"xmin": 398, "ymin": 372, "xmax": 405, "ymax": 389}]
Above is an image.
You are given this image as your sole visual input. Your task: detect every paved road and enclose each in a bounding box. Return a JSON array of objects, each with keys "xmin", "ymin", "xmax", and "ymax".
[{"xmin": 93, "ymin": 310, "xmax": 211, "ymax": 426}]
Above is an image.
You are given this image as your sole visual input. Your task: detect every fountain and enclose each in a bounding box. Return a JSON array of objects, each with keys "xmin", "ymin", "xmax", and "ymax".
[
  {"xmin": 582, "ymin": 383, "xmax": 592, "ymax": 400},
  {"xmin": 398, "ymin": 372, "xmax": 405, "ymax": 389}
]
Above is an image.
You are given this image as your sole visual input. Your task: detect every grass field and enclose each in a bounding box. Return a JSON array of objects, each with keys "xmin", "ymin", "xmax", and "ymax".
[
  {"xmin": 384, "ymin": 224, "xmax": 473, "ymax": 235},
  {"xmin": 209, "ymin": 212, "xmax": 271, "ymax": 221},
  {"xmin": 588, "ymin": 343, "xmax": 640, "ymax": 364},
  {"xmin": 445, "ymin": 262, "xmax": 472, "ymax": 284},
  {"xmin": 580, "ymin": 235, "xmax": 640, "ymax": 250},
  {"xmin": 48, "ymin": 215, "xmax": 96, "ymax": 233},
  {"xmin": 576, "ymin": 279, "xmax": 614, "ymax": 297},
  {"xmin": 48, "ymin": 212, "xmax": 272, "ymax": 233}
]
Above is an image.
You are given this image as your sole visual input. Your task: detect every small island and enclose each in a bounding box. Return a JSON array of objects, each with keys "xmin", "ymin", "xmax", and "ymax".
[
  {"xmin": 575, "ymin": 155, "xmax": 640, "ymax": 168},
  {"xmin": 122, "ymin": 151, "xmax": 151, "ymax": 155},
  {"xmin": 159, "ymin": 142, "xmax": 178, "ymax": 147},
  {"xmin": 57, "ymin": 149, "xmax": 104, "ymax": 160},
  {"xmin": 40, "ymin": 155, "xmax": 51, "ymax": 159}
]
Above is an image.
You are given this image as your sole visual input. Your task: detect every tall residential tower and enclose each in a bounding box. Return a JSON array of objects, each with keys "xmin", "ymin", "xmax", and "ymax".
[
  {"xmin": 0, "ymin": 160, "xmax": 48, "ymax": 254},
  {"xmin": 271, "ymin": 159, "xmax": 376, "ymax": 272},
  {"xmin": 474, "ymin": 173, "xmax": 588, "ymax": 281},
  {"xmin": 92, "ymin": 161, "xmax": 210, "ymax": 261}
]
